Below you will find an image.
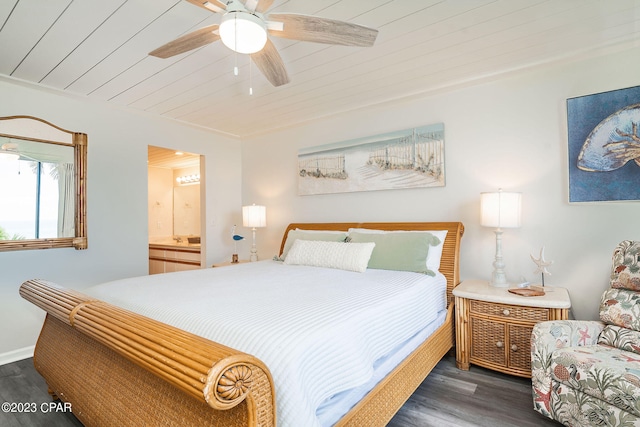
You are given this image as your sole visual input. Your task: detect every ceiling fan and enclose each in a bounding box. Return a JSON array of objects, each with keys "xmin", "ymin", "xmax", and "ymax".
[{"xmin": 149, "ymin": 0, "xmax": 379, "ymax": 87}]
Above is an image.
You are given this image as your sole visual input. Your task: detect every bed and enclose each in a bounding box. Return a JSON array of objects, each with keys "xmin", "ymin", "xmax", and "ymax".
[{"xmin": 20, "ymin": 221, "xmax": 464, "ymax": 427}]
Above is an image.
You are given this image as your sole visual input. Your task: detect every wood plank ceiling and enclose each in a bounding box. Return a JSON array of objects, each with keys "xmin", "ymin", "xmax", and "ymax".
[
  {"xmin": 148, "ymin": 145, "xmax": 200, "ymax": 168},
  {"xmin": 1, "ymin": 0, "xmax": 639, "ymax": 139}
]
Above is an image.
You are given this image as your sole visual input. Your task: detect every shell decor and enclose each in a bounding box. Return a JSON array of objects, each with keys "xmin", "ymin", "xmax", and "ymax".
[
  {"xmin": 217, "ymin": 365, "xmax": 252, "ymax": 401},
  {"xmin": 531, "ymin": 247, "xmax": 553, "ymax": 276},
  {"xmin": 531, "ymin": 246, "xmax": 553, "ymax": 286},
  {"xmin": 578, "ymin": 104, "xmax": 640, "ymax": 172}
]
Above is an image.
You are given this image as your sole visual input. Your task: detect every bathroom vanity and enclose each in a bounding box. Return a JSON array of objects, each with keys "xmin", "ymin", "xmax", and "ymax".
[{"xmin": 148, "ymin": 239, "xmax": 201, "ymax": 274}]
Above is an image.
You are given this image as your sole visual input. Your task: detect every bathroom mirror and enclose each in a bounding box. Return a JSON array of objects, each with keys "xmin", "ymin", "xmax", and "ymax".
[{"xmin": 0, "ymin": 116, "xmax": 87, "ymax": 251}]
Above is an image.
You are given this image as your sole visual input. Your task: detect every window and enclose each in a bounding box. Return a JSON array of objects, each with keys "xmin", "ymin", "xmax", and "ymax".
[{"xmin": 0, "ymin": 139, "xmax": 74, "ymax": 241}]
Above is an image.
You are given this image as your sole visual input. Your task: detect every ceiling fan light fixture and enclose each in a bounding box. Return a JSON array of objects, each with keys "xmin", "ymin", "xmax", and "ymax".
[
  {"xmin": 0, "ymin": 150, "xmax": 19, "ymax": 161},
  {"xmin": 219, "ymin": 11, "xmax": 267, "ymax": 54},
  {"xmin": 0, "ymin": 142, "xmax": 19, "ymax": 161}
]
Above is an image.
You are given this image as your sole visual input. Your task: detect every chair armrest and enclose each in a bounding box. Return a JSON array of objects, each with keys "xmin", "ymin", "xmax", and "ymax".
[
  {"xmin": 532, "ymin": 319, "xmax": 605, "ymax": 353},
  {"xmin": 530, "ymin": 320, "xmax": 605, "ymax": 418}
]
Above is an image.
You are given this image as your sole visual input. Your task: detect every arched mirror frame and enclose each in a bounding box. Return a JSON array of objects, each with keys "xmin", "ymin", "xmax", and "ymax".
[{"xmin": 0, "ymin": 115, "xmax": 87, "ymax": 251}]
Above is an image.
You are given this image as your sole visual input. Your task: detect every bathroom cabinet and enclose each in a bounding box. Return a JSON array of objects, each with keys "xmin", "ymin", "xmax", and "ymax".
[{"xmin": 149, "ymin": 244, "xmax": 201, "ymax": 274}]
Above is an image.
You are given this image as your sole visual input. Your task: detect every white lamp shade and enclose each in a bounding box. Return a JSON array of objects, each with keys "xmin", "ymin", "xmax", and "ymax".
[
  {"xmin": 480, "ymin": 191, "xmax": 521, "ymax": 228},
  {"xmin": 219, "ymin": 11, "xmax": 267, "ymax": 54},
  {"xmin": 243, "ymin": 204, "xmax": 266, "ymax": 228}
]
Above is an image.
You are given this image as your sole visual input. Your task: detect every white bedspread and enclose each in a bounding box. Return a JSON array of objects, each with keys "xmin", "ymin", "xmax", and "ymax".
[{"xmin": 86, "ymin": 260, "xmax": 446, "ymax": 427}]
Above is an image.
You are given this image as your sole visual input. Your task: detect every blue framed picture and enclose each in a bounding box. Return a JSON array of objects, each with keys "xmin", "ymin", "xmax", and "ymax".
[{"xmin": 567, "ymin": 85, "xmax": 640, "ymax": 202}]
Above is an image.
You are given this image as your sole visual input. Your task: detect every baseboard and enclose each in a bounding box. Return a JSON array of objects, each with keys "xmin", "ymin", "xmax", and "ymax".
[{"xmin": 0, "ymin": 346, "xmax": 35, "ymax": 366}]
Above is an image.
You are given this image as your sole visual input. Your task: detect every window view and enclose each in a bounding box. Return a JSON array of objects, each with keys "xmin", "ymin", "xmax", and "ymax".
[{"xmin": 0, "ymin": 138, "xmax": 74, "ymax": 240}]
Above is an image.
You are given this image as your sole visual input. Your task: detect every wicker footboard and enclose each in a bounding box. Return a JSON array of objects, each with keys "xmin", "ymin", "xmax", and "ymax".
[{"xmin": 21, "ymin": 280, "xmax": 276, "ymax": 427}]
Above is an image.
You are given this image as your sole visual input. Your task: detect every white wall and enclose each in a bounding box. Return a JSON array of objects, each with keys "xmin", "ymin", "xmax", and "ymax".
[
  {"xmin": 241, "ymin": 47, "xmax": 640, "ymax": 322},
  {"xmin": 0, "ymin": 79, "xmax": 242, "ymax": 361},
  {"xmin": 148, "ymin": 166, "xmax": 174, "ymax": 239}
]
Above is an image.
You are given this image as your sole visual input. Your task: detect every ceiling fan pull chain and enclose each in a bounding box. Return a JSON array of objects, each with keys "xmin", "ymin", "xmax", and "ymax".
[
  {"xmin": 234, "ymin": 52, "xmax": 238, "ymax": 76},
  {"xmin": 233, "ymin": 13, "xmax": 239, "ymax": 76}
]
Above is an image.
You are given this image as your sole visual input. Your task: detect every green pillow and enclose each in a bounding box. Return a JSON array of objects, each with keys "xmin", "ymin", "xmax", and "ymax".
[
  {"xmin": 348, "ymin": 231, "xmax": 440, "ymax": 276},
  {"xmin": 281, "ymin": 229, "xmax": 348, "ymax": 259}
]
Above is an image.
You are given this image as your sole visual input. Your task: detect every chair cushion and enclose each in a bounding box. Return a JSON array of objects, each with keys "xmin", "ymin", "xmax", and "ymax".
[
  {"xmin": 600, "ymin": 288, "xmax": 640, "ymax": 331},
  {"xmin": 550, "ymin": 345, "xmax": 640, "ymax": 417},
  {"xmin": 599, "ymin": 325, "xmax": 640, "ymax": 355},
  {"xmin": 610, "ymin": 240, "xmax": 640, "ymax": 291}
]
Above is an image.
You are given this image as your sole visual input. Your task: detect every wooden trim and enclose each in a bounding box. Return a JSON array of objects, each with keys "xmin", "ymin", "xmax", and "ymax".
[
  {"xmin": 455, "ymin": 296, "xmax": 470, "ymax": 370},
  {"xmin": 148, "ymin": 245, "xmax": 201, "ymax": 254},
  {"xmin": 148, "ymin": 256, "xmax": 201, "ymax": 266},
  {"xmin": 0, "ymin": 115, "xmax": 76, "ymax": 136},
  {"xmin": 0, "ymin": 133, "xmax": 72, "ymax": 146},
  {"xmin": 73, "ymin": 132, "xmax": 87, "ymax": 250},
  {"xmin": 0, "ymin": 237, "xmax": 75, "ymax": 251}
]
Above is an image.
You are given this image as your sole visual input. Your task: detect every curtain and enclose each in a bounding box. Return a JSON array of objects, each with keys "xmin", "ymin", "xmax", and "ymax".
[{"xmin": 57, "ymin": 163, "xmax": 75, "ymax": 237}]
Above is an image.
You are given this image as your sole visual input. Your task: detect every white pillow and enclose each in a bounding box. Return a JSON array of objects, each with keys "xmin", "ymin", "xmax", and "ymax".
[
  {"xmin": 281, "ymin": 229, "xmax": 349, "ymax": 260},
  {"xmin": 284, "ymin": 240, "xmax": 375, "ymax": 273},
  {"xmin": 347, "ymin": 228, "xmax": 447, "ymax": 272}
]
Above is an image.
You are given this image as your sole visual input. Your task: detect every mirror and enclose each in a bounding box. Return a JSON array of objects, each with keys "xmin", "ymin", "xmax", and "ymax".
[{"xmin": 0, "ymin": 116, "xmax": 87, "ymax": 251}]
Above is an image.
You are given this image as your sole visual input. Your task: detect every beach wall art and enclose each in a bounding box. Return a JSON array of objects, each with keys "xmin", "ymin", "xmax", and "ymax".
[
  {"xmin": 567, "ymin": 85, "xmax": 640, "ymax": 202},
  {"xmin": 298, "ymin": 123, "xmax": 445, "ymax": 196}
]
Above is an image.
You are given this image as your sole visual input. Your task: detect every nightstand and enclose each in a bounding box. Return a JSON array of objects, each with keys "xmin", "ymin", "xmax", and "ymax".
[
  {"xmin": 453, "ymin": 279, "xmax": 571, "ymax": 377},
  {"xmin": 212, "ymin": 260, "xmax": 249, "ymax": 267}
]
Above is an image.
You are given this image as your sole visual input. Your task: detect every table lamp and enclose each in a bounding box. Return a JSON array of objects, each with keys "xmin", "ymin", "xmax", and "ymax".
[
  {"xmin": 242, "ymin": 204, "xmax": 266, "ymax": 262},
  {"xmin": 480, "ymin": 189, "xmax": 521, "ymax": 287}
]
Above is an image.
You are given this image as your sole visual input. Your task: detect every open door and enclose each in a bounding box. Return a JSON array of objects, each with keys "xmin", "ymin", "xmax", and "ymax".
[{"xmin": 147, "ymin": 146, "xmax": 205, "ymax": 274}]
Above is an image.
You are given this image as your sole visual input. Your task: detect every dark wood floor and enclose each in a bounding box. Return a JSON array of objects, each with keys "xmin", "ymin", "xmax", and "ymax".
[
  {"xmin": 388, "ymin": 356, "xmax": 561, "ymax": 427},
  {"xmin": 0, "ymin": 358, "xmax": 82, "ymax": 427},
  {"xmin": 0, "ymin": 355, "xmax": 559, "ymax": 426}
]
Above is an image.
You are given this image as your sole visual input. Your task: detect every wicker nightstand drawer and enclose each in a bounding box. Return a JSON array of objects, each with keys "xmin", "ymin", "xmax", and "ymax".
[{"xmin": 470, "ymin": 300, "xmax": 550, "ymax": 322}]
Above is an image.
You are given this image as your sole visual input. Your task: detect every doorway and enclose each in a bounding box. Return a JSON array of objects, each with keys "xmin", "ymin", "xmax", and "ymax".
[{"xmin": 147, "ymin": 146, "xmax": 205, "ymax": 274}]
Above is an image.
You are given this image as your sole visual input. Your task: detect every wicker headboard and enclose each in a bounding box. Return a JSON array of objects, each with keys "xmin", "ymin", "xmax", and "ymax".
[{"xmin": 280, "ymin": 222, "xmax": 465, "ymax": 305}]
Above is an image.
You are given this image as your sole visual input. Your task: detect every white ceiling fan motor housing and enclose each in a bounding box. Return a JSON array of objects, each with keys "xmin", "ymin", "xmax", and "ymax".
[{"xmin": 219, "ymin": 11, "xmax": 267, "ymax": 54}]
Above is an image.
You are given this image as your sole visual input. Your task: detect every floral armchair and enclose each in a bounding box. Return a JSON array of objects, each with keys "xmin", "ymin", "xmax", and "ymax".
[{"xmin": 531, "ymin": 240, "xmax": 640, "ymax": 426}]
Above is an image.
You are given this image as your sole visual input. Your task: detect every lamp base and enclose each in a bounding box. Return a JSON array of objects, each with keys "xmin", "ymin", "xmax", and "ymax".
[
  {"xmin": 490, "ymin": 228, "xmax": 509, "ymax": 287},
  {"xmin": 490, "ymin": 277, "xmax": 510, "ymax": 288},
  {"xmin": 250, "ymin": 228, "xmax": 258, "ymax": 262}
]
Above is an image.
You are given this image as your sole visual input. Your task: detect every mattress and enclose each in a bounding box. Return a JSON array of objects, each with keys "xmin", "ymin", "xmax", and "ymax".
[
  {"xmin": 316, "ymin": 308, "xmax": 447, "ymax": 426},
  {"xmin": 86, "ymin": 260, "xmax": 447, "ymax": 427}
]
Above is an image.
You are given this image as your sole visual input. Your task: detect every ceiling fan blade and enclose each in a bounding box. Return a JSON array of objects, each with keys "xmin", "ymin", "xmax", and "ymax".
[
  {"xmin": 185, "ymin": 0, "xmax": 227, "ymax": 14},
  {"xmin": 241, "ymin": 0, "xmax": 274, "ymax": 13},
  {"xmin": 250, "ymin": 38, "xmax": 290, "ymax": 87},
  {"xmin": 267, "ymin": 13, "xmax": 378, "ymax": 47},
  {"xmin": 149, "ymin": 25, "xmax": 220, "ymax": 58}
]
